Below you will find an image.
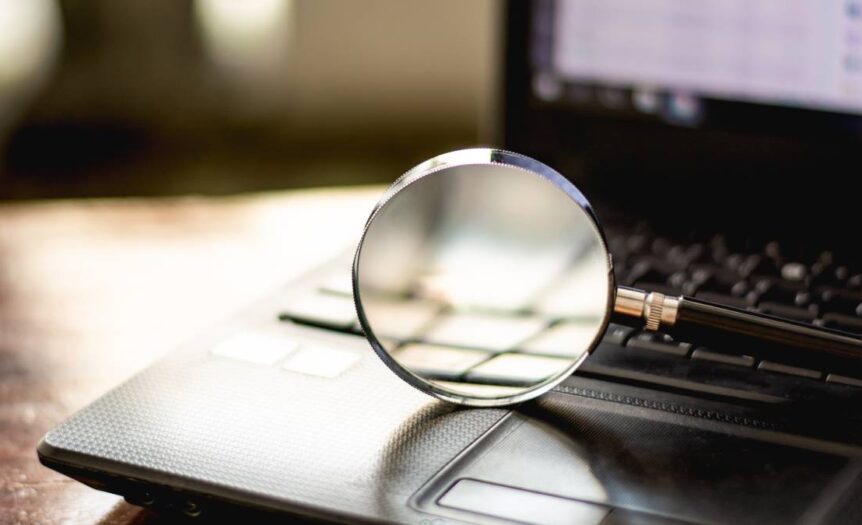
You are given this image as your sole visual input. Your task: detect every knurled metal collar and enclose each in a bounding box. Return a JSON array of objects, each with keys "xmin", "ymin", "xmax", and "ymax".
[{"xmin": 644, "ymin": 292, "xmax": 665, "ymax": 331}]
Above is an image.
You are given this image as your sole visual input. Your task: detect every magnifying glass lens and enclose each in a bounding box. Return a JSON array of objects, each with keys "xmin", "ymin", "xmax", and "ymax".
[
  {"xmin": 354, "ymin": 151, "xmax": 613, "ymax": 406},
  {"xmin": 356, "ymin": 149, "xmax": 862, "ymax": 406}
]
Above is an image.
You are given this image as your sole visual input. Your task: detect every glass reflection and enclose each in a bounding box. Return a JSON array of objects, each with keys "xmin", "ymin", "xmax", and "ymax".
[{"xmin": 356, "ymin": 158, "xmax": 610, "ymax": 401}]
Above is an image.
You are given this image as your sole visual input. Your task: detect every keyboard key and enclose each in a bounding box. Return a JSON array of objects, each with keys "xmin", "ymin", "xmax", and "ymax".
[
  {"xmin": 691, "ymin": 348, "xmax": 755, "ymax": 368},
  {"xmin": 533, "ymin": 256, "xmax": 611, "ymax": 319},
  {"xmin": 626, "ymin": 258, "xmax": 678, "ymax": 285},
  {"xmin": 666, "ymin": 271, "xmax": 689, "ymax": 291},
  {"xmin": 627, "ymin": 332, "xmax": 692, "ymax": 357},
  {"xmin": 692, "ymin": 266, "xmax": 749, "ymax": 297},
  {"xmin": 694, "ymin": 291, "xmax": 754, "ymax": 309},
  {"xmin": 835, "ymin": 265, "xmax": 852, "ymax": 281},
  {"xmin": 810, "ymin": 264, "xmax": 847, "ymax": 288},
  {"xmin": 431, "ymin": 381, "xmax": 525, "ymax": 397},
  {"xmin": 650, "ymin": 237, "xmax": 672, "ymax": 257},
  {"xmin": 757, "ymin": 302, "xmax": 817, "ymax": 323},
  {"xmin": 281, "ymin": 342, "xmax": 361, "ymax": 378},
  {"xmin": 625, "ymin": 232, "xmax": 650, "ymax": 254},
  {"xmin": 753, "ymin": 280, "xmax": 807, "ymax": 306},
  {"xmin": 211, "ymin": 328, "xmax": 298, "ymax": 365},
  {"xmin": 602, "ymin": 323, "xmax": 635, "ymax": 346},
  {"xmin": 583, "ymin": 341, "xmax": 862, "ymax": 407},
  {"xmin": 520, "ymin": 321, "xmax": 604, "ymax": 357},
  {"xmin": 582, "ymin": 343, "xmax": 786, "ymax": 403},
  {"xmin": 763, "ymin": 240, "xmax": 782, "ymax": 260},
  {"xmin": 417, "ymin": 246, "xmax": 567, "ymax": 312},
  {"xmin": 393, "ymin": 343, "xmax": 490, "ymax": 378},
  {"xmin": 780, "ymin": 262, "xmax": 807, "ymax": 282},
  {"xmin": 740, "ymin": 254, "xmax": 781, "ymax": 278},
  {"xmin": 820, "ymin": 313, "xmax": 862, "ymax": 334},
  {"xmin": 689, "ymin": 266, "xmax": 713, "ymax": 285},
  {"xmin": 319, "ymin": 271, "xmax": 354, "ymax": 296},
  {"xmin": 359, "ymin": 297, "xmax": 441, "ymax": 341},
  {"xmin": 634, "ymin": 281, "xmax": 683, "ymax": 297},
  {"xmin": 690, "ymin": 264, "xmax": 749, "ymax": 297},
  {"xmin": 606, "ymin": 233, "xmax": 631, "ymax": 261},
  {"xmin": 816, "ymin": 287, "xmax": 862, "ymax": 316},
  {"xmin": 708, "ymin": 234, "xmax": 730, "ymax": 264},
  {"xmin": 279, "ymin": 291, "xmax": 357, "ymax": 331},
  {"xmin": 825, "ymin": 374, "xmax": 862, "ymax": 388},
  {"xmin": 668, "ymin": 243, "xmax": 705, "ymax": 265},
  {"xmin": 422, "ymin": 312, "xmax": 546, "ymax": 352},
  {"xmin": 757, "ymin": 361, "xmax": 822, "ymax": 380},
  {"xmin": 465, "ymin": 353, "xmax": 573, "ymax": 386}
]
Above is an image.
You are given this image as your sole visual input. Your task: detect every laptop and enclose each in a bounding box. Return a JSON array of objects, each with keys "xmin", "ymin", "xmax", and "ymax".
[{"xmin": 39, "ymin": 2, "xmax": 862, "ymax": 524}]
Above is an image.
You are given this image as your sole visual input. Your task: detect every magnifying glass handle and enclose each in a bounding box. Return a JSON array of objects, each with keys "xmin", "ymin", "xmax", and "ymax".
[{"xmin": 612, "ymin": 286, "xmax": 862, "ymax": 375}]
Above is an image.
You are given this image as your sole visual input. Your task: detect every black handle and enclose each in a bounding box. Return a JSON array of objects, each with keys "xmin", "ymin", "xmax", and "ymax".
[{"xmin": 666, "ymin": 296, "xmax": 862, "ymax": 375}]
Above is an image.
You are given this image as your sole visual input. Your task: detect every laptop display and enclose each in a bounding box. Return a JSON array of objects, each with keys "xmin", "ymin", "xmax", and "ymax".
[
  {"xmin": 533, "ymin": 0, "xmax": 862, "ymax": 122},
  {"xmin": 507, "ymin": 0, "xmax": 862, "ymax": 243}
]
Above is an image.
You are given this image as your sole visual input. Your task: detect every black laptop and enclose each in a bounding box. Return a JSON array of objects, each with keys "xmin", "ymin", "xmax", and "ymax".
[{"xmin": 39, "ymin": 2, "xmax": 862, "ymax": 524}]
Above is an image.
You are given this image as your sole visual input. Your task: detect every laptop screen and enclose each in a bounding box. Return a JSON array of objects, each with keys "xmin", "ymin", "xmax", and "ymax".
[
  {"xmin": 505, "ymin": 0, "xmax": 859, "ymax": 236},
  {"xmin": 527, "ymin": 0, "xmax": 862, "ymax": 129}
]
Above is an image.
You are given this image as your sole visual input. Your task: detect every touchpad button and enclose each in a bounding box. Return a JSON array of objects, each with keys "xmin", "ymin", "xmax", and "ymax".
[{"xmin": 439, "ymin": 479, "xmax": 609, "ymax": 525}]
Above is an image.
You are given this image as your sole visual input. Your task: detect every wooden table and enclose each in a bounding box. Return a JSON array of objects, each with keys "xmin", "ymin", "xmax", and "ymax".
[{"xmin": 0, "ymin": 188, "xmax": 380, "ymax": 524}]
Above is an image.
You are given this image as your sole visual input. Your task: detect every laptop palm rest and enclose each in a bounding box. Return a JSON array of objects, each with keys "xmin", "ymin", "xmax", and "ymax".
[{"xmin": 413, "ymin": 387, "xmax": 862, "ymax": 525}]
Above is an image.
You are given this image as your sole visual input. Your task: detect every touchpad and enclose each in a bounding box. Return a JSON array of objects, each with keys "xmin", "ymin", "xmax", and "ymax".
[{"xmin": 414, "ymin": 389, "xmax": 861, "ymax": 525}]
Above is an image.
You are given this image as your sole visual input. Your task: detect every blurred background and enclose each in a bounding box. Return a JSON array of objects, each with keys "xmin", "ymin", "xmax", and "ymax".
[{"xmin": 0, "ymin": 0, "xmax": 500, "ymax": 200}]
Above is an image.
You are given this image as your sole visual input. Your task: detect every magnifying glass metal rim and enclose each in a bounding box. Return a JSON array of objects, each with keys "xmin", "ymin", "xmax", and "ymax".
[{"xmin": 352, "ymin": 148, "xmax": 617, "ymax": 407}]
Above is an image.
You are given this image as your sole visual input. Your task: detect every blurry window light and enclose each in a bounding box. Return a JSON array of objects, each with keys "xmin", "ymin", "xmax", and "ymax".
[
  {"xmin": 194, "ymin": 0, "xmax": 294, "ymax": 81},
  {"xmin": 0, "ymin": 0, "xmax": 62, "ymax": 123}
]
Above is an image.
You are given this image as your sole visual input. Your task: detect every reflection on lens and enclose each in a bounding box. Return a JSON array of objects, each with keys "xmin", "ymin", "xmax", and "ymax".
[{"xmin": 355, "ymin": 150, "xmax": 611, "ymax": 405}]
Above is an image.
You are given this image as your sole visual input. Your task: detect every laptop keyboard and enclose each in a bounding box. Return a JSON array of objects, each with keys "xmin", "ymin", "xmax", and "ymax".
[{"xmin": 276, "ymin": 227, "xmax": 862, "ymax": 404}]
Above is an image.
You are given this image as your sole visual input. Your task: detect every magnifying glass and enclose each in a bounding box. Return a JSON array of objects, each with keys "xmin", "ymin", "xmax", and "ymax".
[{"xmin": 352, "ymin": 148, "xmax": 862, "ymax": 407}]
